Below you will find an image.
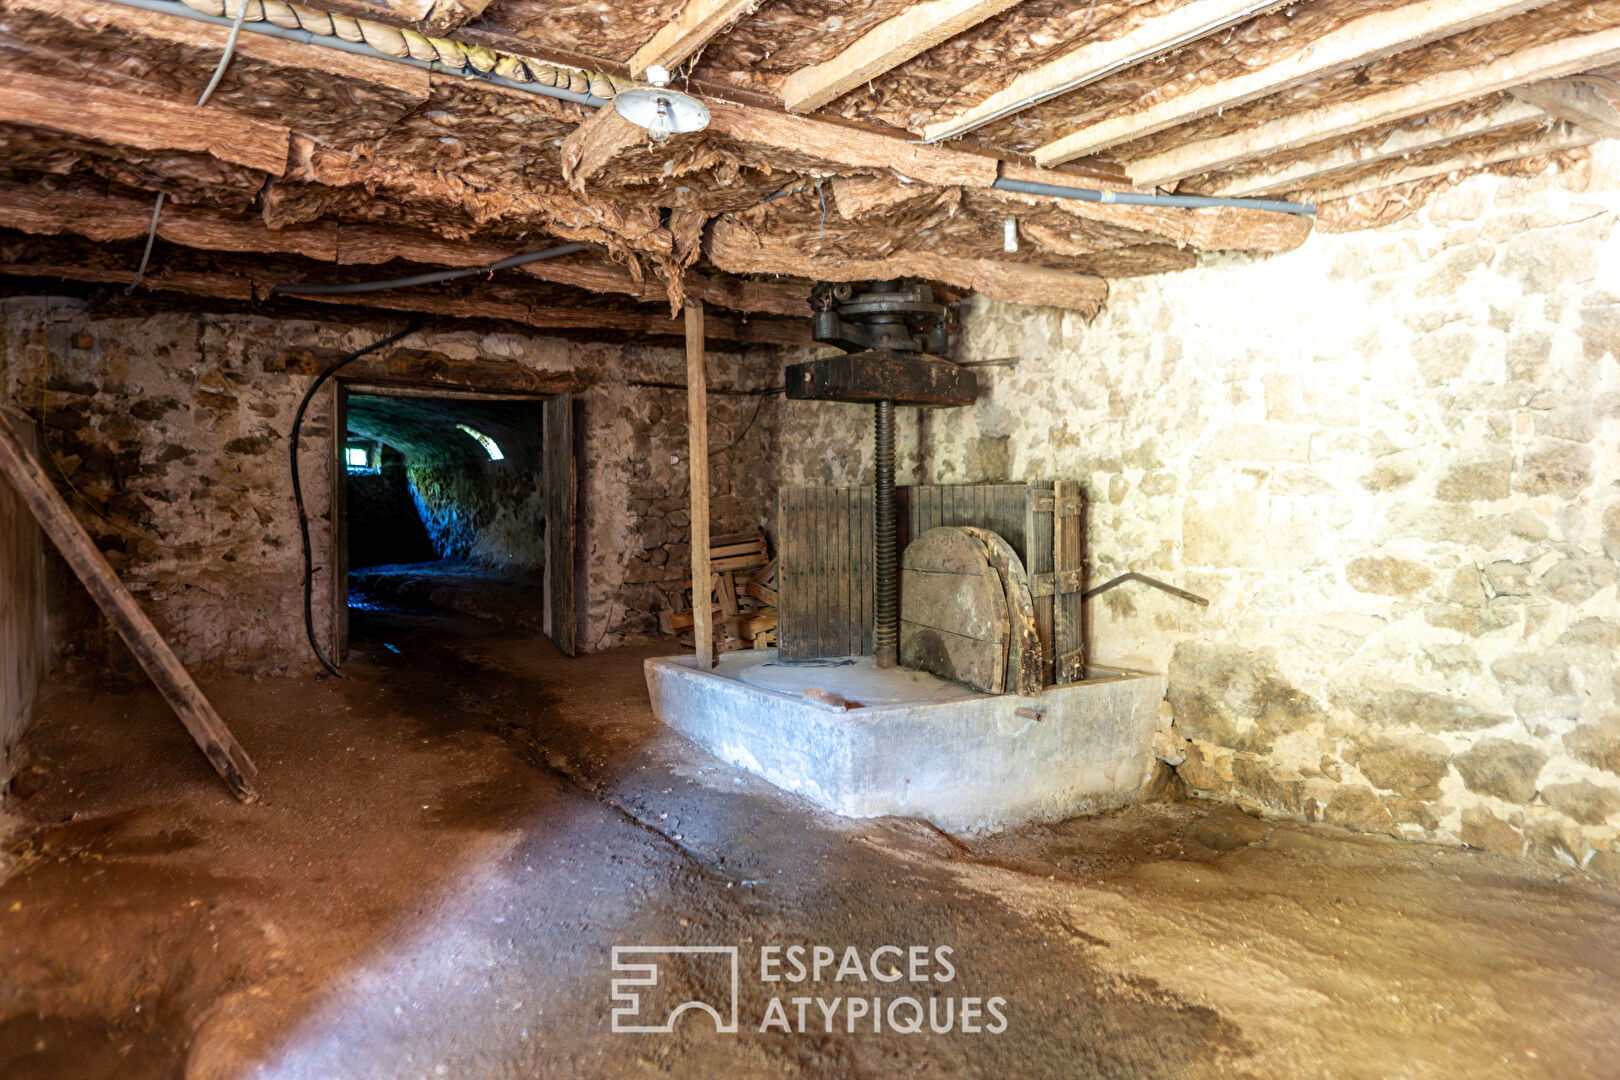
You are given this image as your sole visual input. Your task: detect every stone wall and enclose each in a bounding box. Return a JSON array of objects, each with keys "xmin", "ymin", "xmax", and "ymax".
[
  {"xmin": 779, "ymin": 145, "xmax": 1620, "ymax": 876},
  {"xmin": 0, "ymin": 303, "xmax": 784, "ymax": 672}
]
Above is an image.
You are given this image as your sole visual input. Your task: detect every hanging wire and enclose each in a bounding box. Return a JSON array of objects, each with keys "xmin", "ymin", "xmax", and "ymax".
[{"xmin": 127, "ymin": 0, "xmax": 250, "ymax": 294}]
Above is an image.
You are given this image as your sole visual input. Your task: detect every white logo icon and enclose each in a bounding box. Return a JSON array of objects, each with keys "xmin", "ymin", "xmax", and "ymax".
[{"xmin": 610, "ymin": 946, "xmax": 740, "ymax": 1034}]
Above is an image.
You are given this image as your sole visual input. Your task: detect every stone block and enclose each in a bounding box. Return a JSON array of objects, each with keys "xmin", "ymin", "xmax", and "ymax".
[
  {"xmin": 1360, "ymin": 454, "xmax": 1419, "ymax": 493},
  {"xmin": 1542, "ymin": 780, "xmax": 1620, "ymax": 826},
  {"xmin": 1460, "ymin": 806, "xmax": 1525, "ymax": 857},
  {"xmin": 1514, "ymin": 439, "xmax": 1593, "ymax": 498},
  {"xmin": 1168, "ymin": 642, "xmax": 1326, "ymax": 755},
  {"xmin": 1346, "ymin": 556, "xmax": 1433, "ymax": 597},
  {"xmin": 1564, "ymin": 714, "xmax": 1620, "ymax": 775},
  {"xmin": 1346, "ymin": 733, "xmax": 1450, "ymax": 800},
  {"xmin": 1489, "ymin": 652, "xmax": 1574, "ymax": 697},
  {"xmin": 1539, "ymin": 558, "xmax": 1616, "ymax": 604},
  {"xmin": 1604, "ymin": 505, "xmax": 1620, "ymax": 561},
  {"xmin": 1324, "ymin": 785, "xmax": 1394, "ymax": 834},
  {"xmin": 1331, "ymin": 679, "xmax": 1512, "ymax": 733},
  {"xmin": 1205, "ymin": 424, "xmax": 1310, "ymax": 463},
  {"xmin": 1423, "ymin": 603, "xmax": 1520, "ymax": 638},
  {"xmin": 1434, "ymin": 456, "xmax": 1510, "ymax": 502},
  {"xmin": 1454, "ymin": 738, "xmax": 1548, "ymax": 803}
]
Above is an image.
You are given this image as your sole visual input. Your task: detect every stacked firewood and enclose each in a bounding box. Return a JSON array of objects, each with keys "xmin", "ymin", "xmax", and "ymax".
[{"xmin": 658, "ymin": 528, "xmax": 778, "ymax": 652}]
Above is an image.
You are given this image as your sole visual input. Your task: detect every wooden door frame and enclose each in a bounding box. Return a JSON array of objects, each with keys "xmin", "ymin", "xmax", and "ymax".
[{"xmin": 327, "ymin": 379, "xmax": 579, "ymax": 659}]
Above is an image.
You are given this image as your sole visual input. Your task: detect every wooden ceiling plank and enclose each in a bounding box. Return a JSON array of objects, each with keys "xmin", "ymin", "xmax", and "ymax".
[
  {"xmin": 628, "ymin": 0, "xmax": 761, "ymax": 79},
  {"xmin": 1311, "ymin": 121, "xmax": 1595, "ymax": 204},
  {"xmin": 920, "ymin": 0, "xmax": 1288, "ymax": 144},
  {"xmin": 0, "ymin": 71, "xmax": 291, "ymax": 176},
  {"xmin": 706, "ymin": 101, "xmax": 997, "ymax": 187},
  {"xmin": 1206, "ymin": 97, "xmax": 1549, "ymax": 197},
  {"xmin": 1034, "ymin": 0, "xmax": 1559, "ymax": 169},
  {"xmin": 1511, "ymin": 77, "xmax": 1620, "ymax": 138},
  {"xmin": 1126, "ymin": 24, "xmax": 1620, "ymax": 189},
  {"xmin": 780, "ymin": 0, "xmax": 1028, "ymax": 114}
]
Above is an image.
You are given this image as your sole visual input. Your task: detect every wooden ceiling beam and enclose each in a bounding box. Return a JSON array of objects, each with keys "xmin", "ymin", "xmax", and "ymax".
[
  {"xmin": 1034, "ymin": 0, "xmax": 1559, "ymax": 169},
  {"xmin": 1511, "ymin": 77, "xmax": 1620, "ymax": 138},
  {"xmin": 706, "ymin": 218, "xmax": 1107, "ymax": 316},
  {"xmin": 0, "ymin": 260, "xmax": 810, "ymax": 344},
  {"xmin": 920, "ymin": 0, "xmax": 1288, "ymax": 144},
  {"xmin": 0, "ymin": 185, "xmax": 811, "ymax": 317},
  {"xmin": 1126, "ymin": 24, "xmax": 1620, "ymax": 189},
  {"xmin": 0, "ymin": 70, "xmax": 291, "ymax": 176},
  {"xmin": 1311, "ymin": 121, "xmax": 1595, "ymax": 204},
  {"xmin": 781, "ymin": 0, "xmax": 1028, "ymax": 114},
  {"xmin": 1204, "ymin": 97, "xmax": 1549, "ymax": 198},
  {"xmin": 627, "ymin": 0, "xmax": 760, "ymax": 80}
]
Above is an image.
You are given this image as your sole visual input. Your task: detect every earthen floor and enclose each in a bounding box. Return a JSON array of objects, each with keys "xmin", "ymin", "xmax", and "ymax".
[{"xmin": 2, "ymin": 611, "xmax": 1618, "ymax": 1079}]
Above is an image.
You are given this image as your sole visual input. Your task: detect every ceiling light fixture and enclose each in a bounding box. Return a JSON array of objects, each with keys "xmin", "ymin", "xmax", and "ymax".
[{"xmin": 613, "ymin": 64, "xmax": 711, "ymax": 142}]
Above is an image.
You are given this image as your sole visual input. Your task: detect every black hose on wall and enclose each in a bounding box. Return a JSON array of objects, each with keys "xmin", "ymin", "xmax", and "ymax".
[{"xmin": 872, "ymin": 398, "xmax": 897, "ymax": 669}]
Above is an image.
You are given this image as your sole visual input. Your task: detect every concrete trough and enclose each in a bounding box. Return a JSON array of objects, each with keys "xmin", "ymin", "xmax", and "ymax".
[{"xmin": 644, "ymin": 650, "xmax": 1168, "ymax": 833}]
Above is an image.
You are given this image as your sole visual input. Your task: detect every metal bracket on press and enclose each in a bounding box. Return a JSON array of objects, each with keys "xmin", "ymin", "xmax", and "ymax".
[
  {"xmin": 1033, "ymin": 494, "xmax": 1083, "ymax": 517},
  {"xmin": 1031, "ymin": 569, "xmax": 1083, "ymax": 597}
]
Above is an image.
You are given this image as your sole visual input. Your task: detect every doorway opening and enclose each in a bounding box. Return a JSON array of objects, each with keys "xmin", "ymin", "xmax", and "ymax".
[{"xmin": 332, "ymin": 386, "xmax": 578, "ymax": 658}]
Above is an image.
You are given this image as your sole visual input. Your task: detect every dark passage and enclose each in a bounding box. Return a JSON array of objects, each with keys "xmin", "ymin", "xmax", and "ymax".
[{"xmin": 343, "ymin": 392, "xmax": 552, "ymax": 627}]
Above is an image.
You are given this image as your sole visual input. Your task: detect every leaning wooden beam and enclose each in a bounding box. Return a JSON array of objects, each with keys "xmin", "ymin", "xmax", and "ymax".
[
  {"xmin": 1125, "ymin": 24, "xmax": 1620, "ymax": 189},
  {"xmin": 707, "ymin": 102, "xmax": 999, "ymax": 188},
  {"xmin": 0, "ymin": 410, "xmax": 260, "ymax": 802},
  {"xmin": 781, "ymin": 0, "xmax": 1028, "ymax": 113},
  {"xmin": 0, "ymin": 71, "xmax": 291, "ymax": 177},
  {"xmin": 706, "ymin": 219, "xmax": 1107, "ymax": 316},
  {"xmin": 0, "ymin": 261, "xmax": 812, "ymax": 343},
  {"xmin": 1309, "ymin": 121, "xmax": 1596, "ymax": 204},
  {"xmin": 685, "ymin": 299, "xmax": 713, "ymax": 669},
  {"xmin": 1203, "ymin": 97, "xmax": 1549, "ymax": 198},
  {"xmin": 1034, "ymin": 0, "xmax": 1559, "ymax": 168},
  {"xmin": 920, "ymin": 0, "xmax": 1289, "ymax": 143},
  {"xmin": 629, "ymin": 0, "xmax": 759, "ymax": 79},
  {"xmin": 1511, "ymin": 78, "xmax": 1620, "ymax": 138}
]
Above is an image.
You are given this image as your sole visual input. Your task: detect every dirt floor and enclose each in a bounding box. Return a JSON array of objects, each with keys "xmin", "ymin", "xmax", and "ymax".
[{"xmin": 2, "ymin": 612, "xmax": 1619, "ymax": 1080}]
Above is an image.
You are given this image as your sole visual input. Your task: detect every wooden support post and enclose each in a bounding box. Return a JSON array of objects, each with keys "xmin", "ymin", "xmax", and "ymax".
[
  {"xmin": 1053, "ymin": 479, "xmax": 1084, "ymax": 684},
  {"xmin": 685, "ymin": 300, "xmax": 713, "ymax": 669},
  {"xmin": 0, "ymin": 410, "xmax": 260, "ymax": 801}
]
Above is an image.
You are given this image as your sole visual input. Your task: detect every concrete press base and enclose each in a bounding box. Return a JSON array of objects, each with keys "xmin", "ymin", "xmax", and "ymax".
[{"xmin": 644, "ymin": 650, "xmax": 1168, "ymax": 833}]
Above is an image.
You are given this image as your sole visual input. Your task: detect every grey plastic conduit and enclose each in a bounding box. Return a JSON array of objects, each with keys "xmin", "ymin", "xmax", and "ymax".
[
  {"xmin": 98, "ymin": 0, "xmax": 613, "ymax": 107},
  {"xmin": 993, "ymin": 177, "xmax": 1314, "ymax": 216},
  {"xmin": 271, "ymin": 242, "xmax": 586, "ymax": 295}
]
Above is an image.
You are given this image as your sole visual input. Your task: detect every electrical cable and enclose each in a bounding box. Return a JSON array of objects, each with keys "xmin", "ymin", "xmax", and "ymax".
[
  {"xmin": 127, "ymin": 0, "xmax": 249, "ymax": 294},
  {"xmin": 290, "ymin": 323, "xmax": 420, "ymax": 678},
  {"xmin": 992, "ymin": 176, "xmax": 1313, "ymax": 216},
  {"xmin": 270, "ymin": 243, "xmax": 586, "ymax": 296}
]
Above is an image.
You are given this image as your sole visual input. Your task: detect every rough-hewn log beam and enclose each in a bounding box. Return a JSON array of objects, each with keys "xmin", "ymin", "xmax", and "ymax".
[
  {"xmin": 0, "ymin": 260, "xmax": 811, "ymax": 344},
  {"xmin": 1311, "ymin": 121, "xmax": 1595, "ymax": 204},
  {"xmin": 921, "ymin": 0, "xmax": 1287, "ymax": 144},
  {"xmin": 0, "ymin": 70, "xmax": 290, "ymax": 176},
  {"xmin": 707, "ymin": 218, "xmax": 1107, "ymax": 316},
  {"xmin": 1126, "ymin": 24, "xmax": 1620, "ymax": 189},
  {"xmin": 1204, "ymin": 98, "xmax": 1549, "ymax": 198},
  {"xmin": 1511, "ymin": 77, "xmax": 1620, "ymax": 138},
  {"xmin": 6, "ymin": 0, "xmax": 430, "ymax": 136},
  {"xmin": 628, "ymin": 0, "xmax": 760, "ymax": 79},
  {"xmin": 1035, "ymin": 0, "xmax": 1558, "ymax": 168},
  {"xmin": 0, "ymin": 186, "xmax": 810, "ymax": 316},
  {"xmin": 781, "ymin": 0, "xmax": 1028, "ymax": 113},
  {"xmin": 706, "ymin": 102, "xmax": 998, "ymax": 188}
]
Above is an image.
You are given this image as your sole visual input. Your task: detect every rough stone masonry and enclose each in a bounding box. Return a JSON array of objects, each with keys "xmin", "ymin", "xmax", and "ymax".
[{"xmin": 780, "ymin": 144, "xmax": 1620, "ymax": 878}]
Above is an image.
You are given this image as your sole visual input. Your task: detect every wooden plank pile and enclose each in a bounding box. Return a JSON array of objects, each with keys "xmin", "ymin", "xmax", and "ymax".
[{"xmin": 659, "ymin": 527, "xmax": 779, "ymax": 652}]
